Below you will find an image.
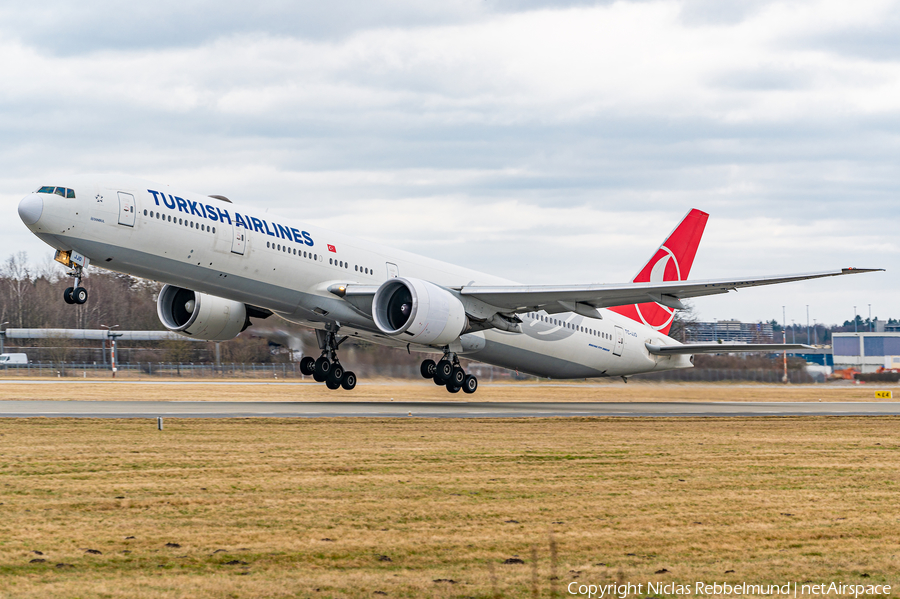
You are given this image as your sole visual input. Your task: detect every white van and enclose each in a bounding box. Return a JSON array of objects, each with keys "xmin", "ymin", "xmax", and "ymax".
[{"xmin": 0, "ymin": 353, "xmax": 28, "ymax": 365}]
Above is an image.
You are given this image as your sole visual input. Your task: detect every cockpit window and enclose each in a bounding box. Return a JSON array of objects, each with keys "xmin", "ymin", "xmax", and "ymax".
[{"xmin": 36, "ymin": 186, "xmax": 75, "ymax": 198}]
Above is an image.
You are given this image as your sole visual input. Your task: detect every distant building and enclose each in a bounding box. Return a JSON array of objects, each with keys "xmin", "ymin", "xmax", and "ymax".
[
  {"xmin": 684, "ymin": 320, "xmax": 774, "ymax": 344},
  {"xmin": 832, "ymin": 332, "xmax": 900, "ymax": 373}
]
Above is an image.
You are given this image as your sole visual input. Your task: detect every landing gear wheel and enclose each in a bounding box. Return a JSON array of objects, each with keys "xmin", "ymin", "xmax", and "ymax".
[
  {"xmin": 299, "ymin": 356, "xmax": 316, "ymax": 376},
  {"xmin": 433, "ymin": 375, "xmax": 446, "ymax": 386},
  {"xmin": 325, "ymin": 379, "xmax": 341, "ymax": 390},
  {"xmin": 435, "ymin": 359, "xmax": 453, "ymax": 383},
  {"xmin": 341, "ymin": 371, "xmax": 357, "ymax": 390},
  {"xmin": 63, "ymin": 287, "xmax": 75, "ymax": 305},
  {"xmin": 314, "ymin": 357, "xmax": 331, "ymax": 382},
  {"xmin": 329, "ymin": 363, "xmax": 344, "ymax": 385},
  {"xmin": 446, "ymin": 383, "xmax": 461, "ymax": 393},
  {"xmin": 73, "ymin": 287, "xmax": 87, "ymax": 304},
  {"xmin": 450, "ymin": 366, "xmax": 466, "ymax": 387},
  {"xmin": 420, "ymin": 359, "xmax": 436, "ymax": 379},
  {"xmin": 462, "ymin": 374, "xmax": 478, "ymax": 394}
]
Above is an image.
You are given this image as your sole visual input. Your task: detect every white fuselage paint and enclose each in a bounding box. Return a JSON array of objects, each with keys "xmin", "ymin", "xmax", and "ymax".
[{"xmin": 21, "ymin": 175, "xmax": 692, "ymax": 379}]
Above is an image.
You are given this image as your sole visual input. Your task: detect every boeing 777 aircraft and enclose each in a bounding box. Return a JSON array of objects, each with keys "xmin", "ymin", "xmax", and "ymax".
[{"xmin": 17, "ymin": 176, "xmax": 879, "ymax": 393}]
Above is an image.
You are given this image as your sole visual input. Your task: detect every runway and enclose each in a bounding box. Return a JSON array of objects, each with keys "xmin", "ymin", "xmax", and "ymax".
[{"xmin": 0, "ymin": 400, "xmax": 898, "ymax": 418}]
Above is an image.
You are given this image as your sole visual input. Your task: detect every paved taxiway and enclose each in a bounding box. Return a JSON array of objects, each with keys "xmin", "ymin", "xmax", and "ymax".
[{"xmin": 0, "ymin": 400, "xmax": 897, "ymax": 418}]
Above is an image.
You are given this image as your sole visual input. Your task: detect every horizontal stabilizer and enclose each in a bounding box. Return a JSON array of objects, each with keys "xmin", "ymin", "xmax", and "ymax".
[{"xmin": 645, "ymin": 342, "xmax": 815, "ymax": 355}]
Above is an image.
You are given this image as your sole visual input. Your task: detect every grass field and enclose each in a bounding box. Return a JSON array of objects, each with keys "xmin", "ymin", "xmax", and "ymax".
[
  {"xmin": 0, "ymin": 378, "xmax": 893, "ymax": 403},
  {"xmin": 0, "ymin": 412, "xmax": 897, "ymax": 598}
]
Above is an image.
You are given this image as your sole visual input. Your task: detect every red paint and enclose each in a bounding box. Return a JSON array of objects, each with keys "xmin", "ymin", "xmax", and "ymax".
[{"xmin": 609, "ymin": 209, "xmax": 708, "ymax": 336}]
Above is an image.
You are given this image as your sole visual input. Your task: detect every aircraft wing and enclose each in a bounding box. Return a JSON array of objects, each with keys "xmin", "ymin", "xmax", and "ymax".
[
  {"xmin": 458, "ymin": 268, "xmax": 881, "ymax": 314},
  {"xmin": 645, "ymin": 343, "xmax": 814, "ymax": 355}
]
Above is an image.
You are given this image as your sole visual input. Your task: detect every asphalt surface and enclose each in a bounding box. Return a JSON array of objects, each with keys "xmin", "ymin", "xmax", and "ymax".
[{"xmin": 0, "ymin": 400, "xmax": 897, "ymax": 418}]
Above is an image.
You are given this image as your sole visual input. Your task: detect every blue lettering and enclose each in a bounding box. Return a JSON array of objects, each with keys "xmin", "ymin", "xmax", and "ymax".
[
  {"xmin": 290, "ymin": 227, "xmax": 302, "ymax": 243},
  {"xmin": 199, "ymin": 203, "xmax": 207, "ymax": 218},
  {"xmin": 187, "ymin": 199, "xmax": 203, "ymax": 217},
  {"xmin": 250, "ymin": 217, "xmax": 265, "ymax": 234},
  {"xmin": 163, "ymin": 194, "xmax": 177, "ymax": 209},
  {"xmin": 234, "ymin": 213, "xmax": 246, "ymax": 228},
  {"xmin": 205, "ymin": 205, "xmax": 218, "ymax": 221},
  {"xmin": 174, "ymin": 196, "xmax": 188, "ymax": 213},
  {"xmin": 276, "ymin": 224, "xmax": 292, "ymax": 241},
  {"xmin": 148, "ymin": 190, "xmax": 162, "ymax": 205},
  {"xmin": 217, "ymin": 207, "xmax": 232, "ymax": 225},
  {"xmin": 302, "ymin": 231, "xmax": 313, "ymax": 246},
  {"xmin": 262, "ymin": 220, "xmax": 276, "ymax": 237}
]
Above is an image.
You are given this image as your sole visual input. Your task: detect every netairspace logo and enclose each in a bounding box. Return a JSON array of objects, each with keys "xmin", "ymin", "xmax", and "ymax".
[{"xmin": 567, "ymin": 581, "xmax": 892, "ymax": 598}]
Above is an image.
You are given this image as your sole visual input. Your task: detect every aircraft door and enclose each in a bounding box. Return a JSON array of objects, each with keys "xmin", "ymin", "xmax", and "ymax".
[
  {"xmin": 613, "ymin": 326, "xmax": 625, "ymax": 357},
  {"xmin": 231, "ymin": 225, "xmax": 246, "ymax": 255},
  {"xmin": 117, "ymin": 192, "xmax": 136, "ymax": 227},
  {"xmin": 386, "ymin": 262, "xmax": 399, "ymax": 278}
]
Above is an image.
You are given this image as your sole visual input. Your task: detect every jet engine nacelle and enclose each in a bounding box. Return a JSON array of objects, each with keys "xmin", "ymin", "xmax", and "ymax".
[
  {"xmin": 157, "ymin": 284, "xmax": 247, "ymax": 341},
  {"xmin": 372, "ymin": 277, "xmax": 467, "ymax": 345}
]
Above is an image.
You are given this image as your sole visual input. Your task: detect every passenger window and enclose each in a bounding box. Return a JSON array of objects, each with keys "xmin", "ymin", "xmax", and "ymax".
[
  {"xmin": 212, "ymin": 227, "xmax": 216, "ymax": 233},
  {"xmin": 329, "ymin": 258, "xmax": 333, "ymax": 265},
  {"xmin": 66, "ymin": 188, "xmax": 75, "ymax": 198},
  {"xmin": 143, "ymin": 209, "xmax": 148, "ymax": 216},
  {"xmin": 267, "ymin": 242, "xmax": 270, "ymax": 248}
]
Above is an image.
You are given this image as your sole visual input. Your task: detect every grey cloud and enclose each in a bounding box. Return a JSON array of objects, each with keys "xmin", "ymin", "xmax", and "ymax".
[
  {"xmin": 792, "ymin": 6, "xmax": 900, "ymax": 62},
  {"xmin": 0, "ymin": 1, "xmax": 482, "ymax": 55},
  {"xmin": 710, "ymin": 67, "xmax": 813, "ymax": 91},
  {"xmin": 678, "ymin": 0, "xmax": 779, "ymax": 26}
]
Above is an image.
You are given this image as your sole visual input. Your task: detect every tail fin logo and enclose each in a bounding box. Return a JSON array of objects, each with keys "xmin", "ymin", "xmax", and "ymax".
[
  {"xmin": 647, "ymin": 247, "xmax": 680, "ymax": 283},
  {"xmin": 609, "ymin": 209, "xmax": 708, "ymax": 336},
  {"xmin": 633, "ymin": 246, "xmax": 681, "ymax": 332}
]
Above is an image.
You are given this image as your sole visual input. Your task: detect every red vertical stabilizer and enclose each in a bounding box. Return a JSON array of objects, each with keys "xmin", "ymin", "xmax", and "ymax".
[{"xmin": 609, "ymin": 209, "xmax": 709, "ymax": 336}]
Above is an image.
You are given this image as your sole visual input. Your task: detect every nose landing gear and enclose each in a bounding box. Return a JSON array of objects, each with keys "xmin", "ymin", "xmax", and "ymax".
[
  {"xmin": 299, "ymin": 327, "xmax": 357, "ymax": 391},
  {"xmin": 63, "ymin": 264, "xmax": 87, "ymax": 305},
  {"xmin": 420, "ymin": 354, "xmax": 478, "ymax": 394}
]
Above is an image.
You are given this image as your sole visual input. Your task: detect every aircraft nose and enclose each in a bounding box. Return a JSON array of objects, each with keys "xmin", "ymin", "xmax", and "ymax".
[{"xmin": 18, "ymin": 194, "xmax": 43, "ymax": 225}]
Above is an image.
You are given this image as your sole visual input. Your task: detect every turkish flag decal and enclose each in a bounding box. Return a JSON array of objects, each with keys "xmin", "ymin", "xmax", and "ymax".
[{"xmin": 327, "ymin": 244, "xmax": 336, "ymax": 253}]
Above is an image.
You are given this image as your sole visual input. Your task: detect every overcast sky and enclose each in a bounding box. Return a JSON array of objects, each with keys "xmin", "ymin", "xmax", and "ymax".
[{"xmin": 1, "ymin": 0, "xmax": 897, "ymax": 326}]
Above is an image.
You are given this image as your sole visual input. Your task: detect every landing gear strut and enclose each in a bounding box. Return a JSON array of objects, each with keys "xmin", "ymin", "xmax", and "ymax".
[
  {"xmin": 63, "ymin": 264, "xmax": 87, "ymax": 305},
  {"xmin": 299, "ymin": 327, "xmax": 357, "ymax": 391},
  {"xmin": 420, "ymin": 353, "xmax": 478, "ymax": 394}
]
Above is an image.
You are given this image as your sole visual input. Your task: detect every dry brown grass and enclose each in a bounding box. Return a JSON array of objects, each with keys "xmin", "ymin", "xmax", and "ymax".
[
  {"xmin": 0, "ymin": 378, "xmax": 894, "ymax": 403},
  {"xmin": 0, "ymin": 416, "xmax": 897, "ymax": 598}
]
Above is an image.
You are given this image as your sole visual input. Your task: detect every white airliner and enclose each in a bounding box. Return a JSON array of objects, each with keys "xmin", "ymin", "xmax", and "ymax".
[{"xmin": 17, "ymin": 176, "xmax": 879, "ymax": 393}]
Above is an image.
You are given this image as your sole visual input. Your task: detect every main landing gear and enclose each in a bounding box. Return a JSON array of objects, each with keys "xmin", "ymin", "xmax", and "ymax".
[
  {"xmin": 420, "ymin": 354, "xmax": 477, "ymax": 394},
  {"xmin": 63, "ymin": 264, "xmax": 87, "ymax": 305},
  {"xmin": 299, "ymin": 328, "xmax": 357, "ymax": 391}
]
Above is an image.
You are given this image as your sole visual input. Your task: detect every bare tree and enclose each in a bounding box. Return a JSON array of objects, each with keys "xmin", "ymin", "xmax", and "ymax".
[
  {"xmin": 3, "ymin": 251, "xmax": 33, "ymax": 328},
  {"xmin": 668, "ymin": 301, "xmax": 699, "ymax": 343}
]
